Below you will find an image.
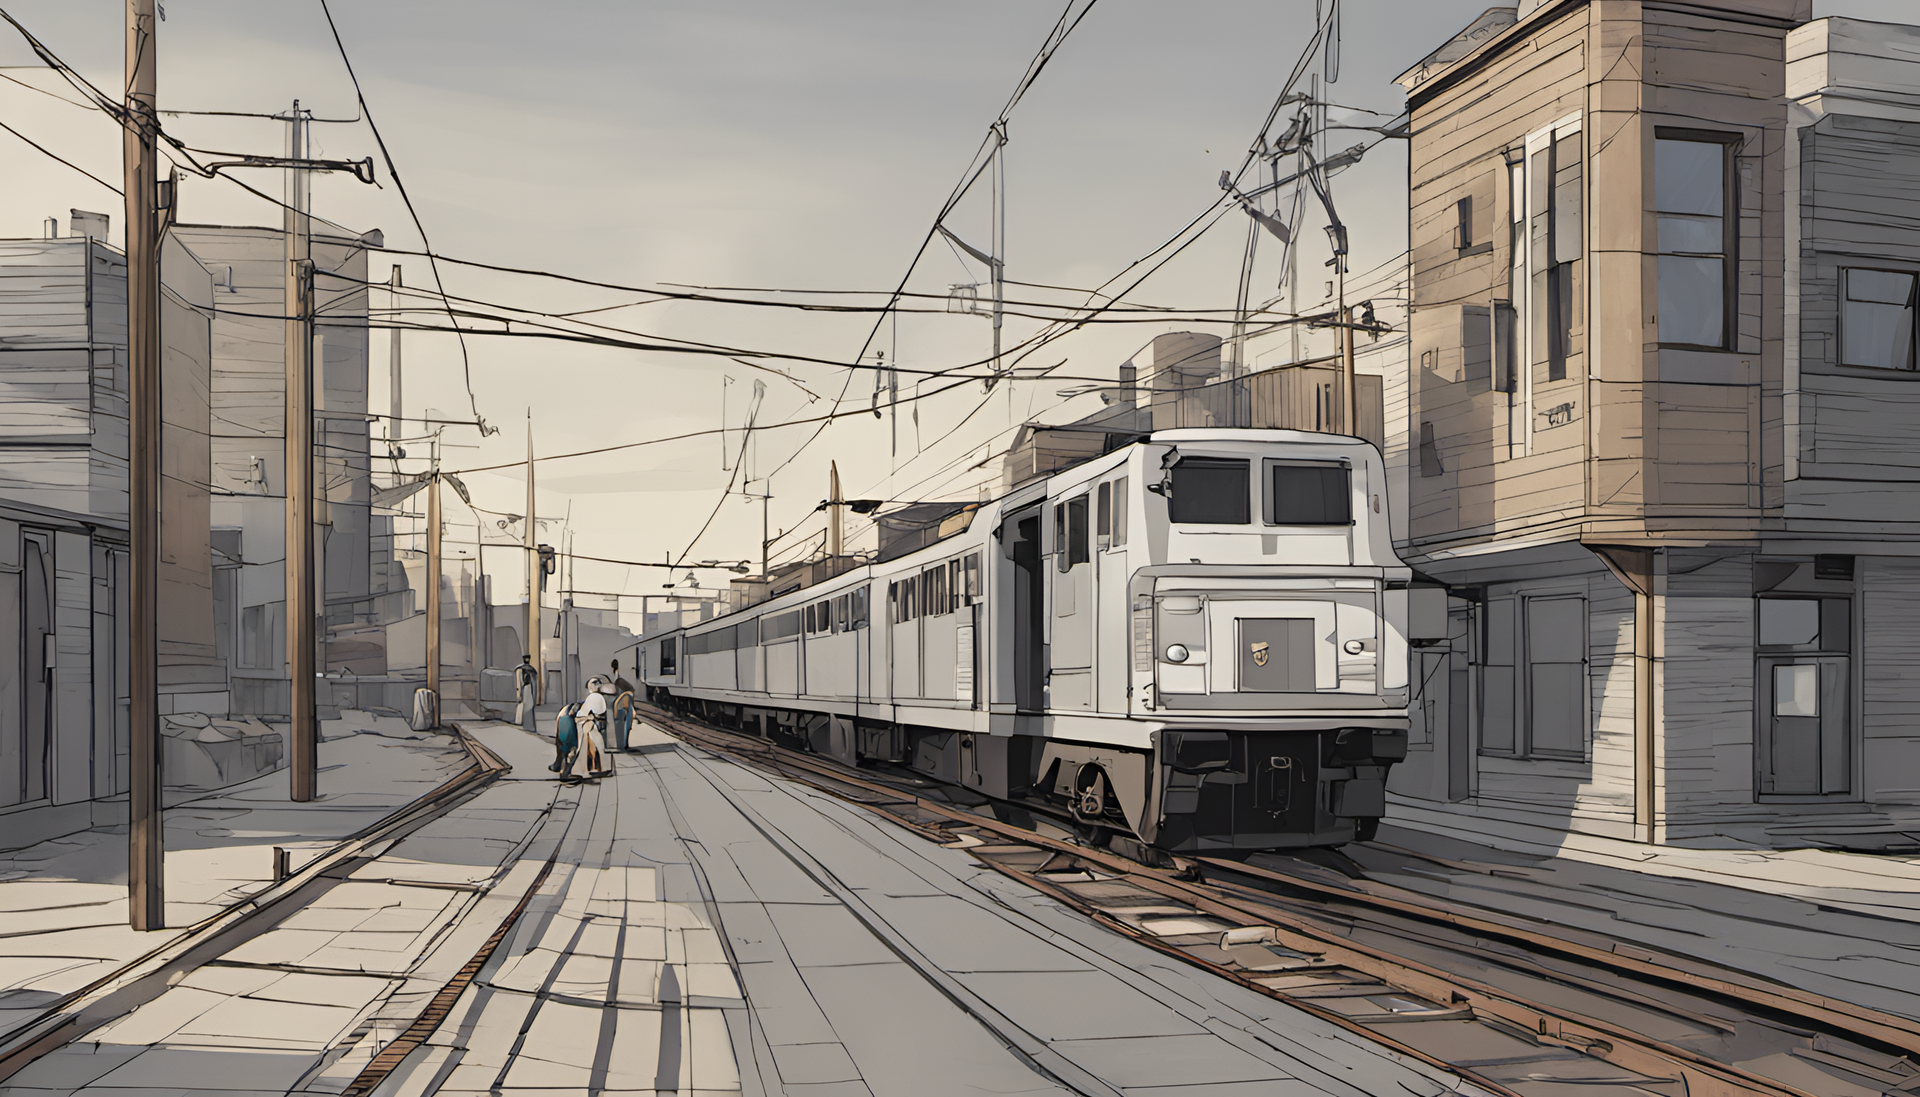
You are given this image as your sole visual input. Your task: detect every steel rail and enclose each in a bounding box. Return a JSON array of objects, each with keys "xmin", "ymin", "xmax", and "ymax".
[
  {"xmin": 0, "ymin": 724, "xmax": 508, "ymax": 1084},
  {"xmin": 638, "ymin": 702, "xmax": 1908, "ymax": 1097}
]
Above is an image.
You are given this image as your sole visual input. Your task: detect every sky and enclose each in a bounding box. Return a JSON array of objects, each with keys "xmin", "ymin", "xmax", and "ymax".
[{"xmin": 0, "ymin": 0, "xmax": 1910, "ymax": 618}]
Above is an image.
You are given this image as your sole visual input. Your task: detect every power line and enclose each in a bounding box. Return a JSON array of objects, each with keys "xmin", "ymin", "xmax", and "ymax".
[{"xmin": 315, "ymin": 0, "xmax": 492, "ymax": 437}]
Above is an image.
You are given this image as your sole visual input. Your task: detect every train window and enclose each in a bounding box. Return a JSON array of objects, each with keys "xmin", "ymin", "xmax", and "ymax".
[
  {"xmin": 962, "ymin": 554, "xmax": 980, "ymax": 604},
  {"xmin": 659, "ymin": 637, "xmax": 677, "ymax": 675},
  {"xmin": 763, "ymin": 610, "xmax": 802, "ymax": 642},
  {"xmin": 852, "ymin": 586, "xmax": 870, "ymax": 628},
  {"xmin": 1267, "ymin": 462, "xmax": 1351, "ymax": 525},
  {"xmin": 1112, "ymin": 477, "xmax": 1128, "ymax": 546},
  {"xmin": 834, "ymin": 595, "xmax": 849, "ymax": 631},
  {"xmin": 819, "ymin": 600, "xmax": 834, "ymax": 633},
  {"xmin": 804, "ymin": 604, "xmax": 815, "ymax": 634},
  {"xmin": 948, "ymin": 559, "xmax": 962, "ymax": 612},
  {"xmin": 1096, "ymin": 482, "xmax": 1111, "ymax": 547},
  {"xmin": 1169, "ymin": 457, "xmax": 1250, "ymax": 524},
  {"xmin": 924, "ymin": 565, "xmax": 949, "ymax": 616},
  {"xmin": 1056, "ymin": 496, "xmax": 1089, "ymax": 572}
]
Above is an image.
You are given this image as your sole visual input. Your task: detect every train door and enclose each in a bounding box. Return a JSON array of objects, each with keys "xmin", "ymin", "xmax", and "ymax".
[
  {"xmin": 1095, "ymin": 477, "xmax": 1129, "ymax": 712},
  {"xmin": 1050, "ymin": 494, "xmax": 1093, "ymax": 709},
  {"xmin": 889, "ymin": 576, "xmax": 920, "ymax": 699},
  {"xmin": 1003, "ymin": 509, "xmax": 1045, "ymax": 713}
]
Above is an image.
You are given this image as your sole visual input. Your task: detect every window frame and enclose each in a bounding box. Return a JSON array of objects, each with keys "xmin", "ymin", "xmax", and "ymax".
[
  {"xmin": 1262, "ymin": 459, "xmax": 1353, "ymax": 527},
  {"xmin": 1837, "ymin": 265, "xmax": 1920, "ymax": 371},
  {"xmin": 1653, "ymin": 127, "xmax": 1739, "ymax": 353},
  {"xmin": 1166, "ymin": 456, "xmax": 1252, "ymax": 525}
]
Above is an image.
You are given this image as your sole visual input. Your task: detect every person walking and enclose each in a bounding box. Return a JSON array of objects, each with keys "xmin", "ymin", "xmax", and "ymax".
[
  {"xmin": 549, "ymin": 699, "xmax": 581, "ymax": 780},
  {"xmin": 577, "ymin": 676, "xmax": 613, "ymax": 778},
  {"xmin": 607, "ymin": 659, "xmax": 637, "ymax": 750},
  {"xmin": 514, "ymin": 653, "xmax": 538, "ymax": 734}
]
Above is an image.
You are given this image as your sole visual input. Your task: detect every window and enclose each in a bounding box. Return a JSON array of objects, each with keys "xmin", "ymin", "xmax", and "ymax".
[
  {"xmin": 1758, "ymin": 596, "xmax": 1849, "ymax": 653},
  {"xmin": 1655, "ymin": 134, "xmax": 1732, "ymax": 349},
  {"xmin": 1840, "ymin": 268, "xmax": 1917, "ymax": 370},
  {"xmin": 1096, "ymin": 482, "xmax": 1111, "ymax": 547},
  {"xmin": 805, "ymin": 600, "xmax": 831, "ymax": 635},
  {"xmin": 1168, "ymin": 457, "xmax": 1250, "ymax": 524},
  {"xmin": 1480, "ymin": 599, "xmax": 1516, "ymax": 753},
  {"xmin": 659, "ymin": 637, "xmax": 677, "ymax": 676},
  {"xmin": 922, "ymin": 565, "xmax": 949, "ymax": 616},
  {"xmin": 1111, "ymin": 477, "xmax": 1128, "ymax": 546},
  {"xmin": 833, "ymin": 594, "xmax": 849, "ymax": 631},
  {"xmin": 1267, "ymin": 463, "xmax": 1351, "ymax": 525},
  {"xmin": 1492, "ymin": 300, "xmax": 1516, "ymax": 393},
  {"xmin": 1530, "ymin": 128, "xmax": 1582, "ymax": 379},
  {"xmin": 889, "ymin": 579, "xmax": 917, "ymax": 624},
  {"xmin": 803, "ymin": 604, "xmax": 815, "ymax": 635},
  {"xmin": 851, "ymin": 586, "xmax": 870, "ymax": 629},
  {"xmin": 1462, "ymin": 304, "xmax": 1490, "ymax": 385},
  {"xmin": 948, "ymin": 559, "xmax": 963, "ymax": 612},
  {"xmin": 1454, "ymin": 195, "xmax": 1474, "ymax": 250},
  {"xmin": 763, "ymin": 609, "xmax": 802, "ymax": 641},
  {"xmin": 961, "ymin": 554, "xmax": 980, "ymax": 603},
  {"xmin": 1479, "ymin": 596, "xmax": 1587, "ymax": 757},
  {"xmin": 1067, "ymin": 497, "xmax": 1088, "ymax": 566}
]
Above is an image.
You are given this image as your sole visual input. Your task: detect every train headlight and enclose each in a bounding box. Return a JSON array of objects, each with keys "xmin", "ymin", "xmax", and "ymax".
[
  {"xmin": 1164, "ymin": 644, "xmax": 1190, "ymax": 663},
  {"xmin": 1342, "ymin": 639, "xmax": 1365, "ymax": 655}
]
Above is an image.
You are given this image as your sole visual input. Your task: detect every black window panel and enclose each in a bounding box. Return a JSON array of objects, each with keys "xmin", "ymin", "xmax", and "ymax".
[
  {"xmin": 1270, "ymin": 465, "xmax": 1350, "ymax": 525},
  {"xmin": 1096, "ymin": 482, "xmax": 1112, "ymax": 538},
  {"xmin": 851, "ymin": 586, "xmax": 869, "ymax": 629},
  {"xmin": 1168, "ymin": 458, "xmax": 1250, "ymax": 524},
  {"xmin": 804, "ymin": 604, "xmax": 815, "ymax": 634},
  {"xmin": 659, "ymin": 637, "xmax": 677, "ymax": 675},
  {"xmin": 763, "ymin": 610, "xmax": 801, "ymax": 642},
  {"xmin": 1067, "ymin": 496, "xmax": 1089, "ymax": 565}
]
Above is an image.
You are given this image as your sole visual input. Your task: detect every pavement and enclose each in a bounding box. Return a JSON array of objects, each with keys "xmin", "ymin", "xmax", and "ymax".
[
  {"xmin": 1350, "ymin": 821, "xmax": 1920, "ymax": 1025},
  {"xmin": 0, "ymin": 712, "xmax": 470, "ymax": 1050},
  {"xmin": 2, "ymin": 719, "xmax": 1486, "ymax": 1097}
]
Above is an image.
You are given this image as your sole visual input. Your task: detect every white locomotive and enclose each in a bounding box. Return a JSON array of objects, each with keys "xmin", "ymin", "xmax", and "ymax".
[{"xmin": 639, "ymin": 428, "xmax": 1434, "ymax": 851}]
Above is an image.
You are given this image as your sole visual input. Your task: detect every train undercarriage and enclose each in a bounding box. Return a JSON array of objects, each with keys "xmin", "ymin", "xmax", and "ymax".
[{"xmin": 647, "ymin": 689, "xmax": 1406, "ymax": 852}]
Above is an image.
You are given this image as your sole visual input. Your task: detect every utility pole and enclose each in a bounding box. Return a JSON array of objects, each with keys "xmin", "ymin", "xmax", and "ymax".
[
  {"xmin": 388, "ymin": 265, "xmax": 403, "ymax": 430},
  {"xmin": 425, "ymin": 467, "xmax": 441, "ymax": 724},
  {"xmin": 827, "ymin": 461, "xmax": 844, "ymax": 560},
  {"xmin": 991, "ymin": 122, "xmax": 1006, "ymax": 386},
  {"xmin": 525, "ymin": 417, "xmax": 541, "ymax": 704},
  {"xmin": 125, "ymin": 0, "xmax": 163, "ymax": 931},
  {"xmin": 285, "ymin": 101, "xmax": 318, "ymax": 802}
]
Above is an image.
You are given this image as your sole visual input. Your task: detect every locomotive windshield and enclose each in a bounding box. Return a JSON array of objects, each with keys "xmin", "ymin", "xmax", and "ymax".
[
  {"xmin": 1168, "ymin": 457, "xmax": 1251, "ymax": 523},
  {"xmin": 1267, "ymin": 463, "xmax": 1351, "ymax": 525}
]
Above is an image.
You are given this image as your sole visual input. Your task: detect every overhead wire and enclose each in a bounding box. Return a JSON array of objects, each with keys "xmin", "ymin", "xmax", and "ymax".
[{"xmin": 314, "ymin": 0, "xmax": 492, "ymax": 436}]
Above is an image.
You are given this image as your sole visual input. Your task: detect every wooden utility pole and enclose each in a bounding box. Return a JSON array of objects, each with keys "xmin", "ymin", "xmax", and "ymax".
[
  {"xmin": 525, "ymin": 419, "xmax": 541, "ymax": 704},
  {"xmin": 125, "ymin": 0, "xmax": 164, "ymax": 931},
  {"xmin": 425, "ymin": 470, "xmax": 441, "ymax": 724},
  {"xmin": 1341, "ymin": 300, "xmax": 1357, "ymax": 437},
  {"xmin": 285, "ymin": 102, "xmax": 318, "ymax": 801}
]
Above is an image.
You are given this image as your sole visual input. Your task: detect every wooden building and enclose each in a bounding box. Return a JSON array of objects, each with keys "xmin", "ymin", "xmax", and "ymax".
[{"xmin": 1387, "ymin": 2, "xmax": 1920, "ymax": 851}]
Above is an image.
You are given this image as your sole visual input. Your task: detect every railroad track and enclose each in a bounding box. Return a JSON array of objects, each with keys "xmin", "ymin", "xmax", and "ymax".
[{"xmin": 639, "ymin": 702, "xmax": 1920, "ymax": 1097}]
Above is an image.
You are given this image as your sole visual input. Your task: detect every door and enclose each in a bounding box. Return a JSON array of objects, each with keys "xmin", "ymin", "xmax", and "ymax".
[
  {"xmin": 1758, "ymin": 657, "xmax": 1850, "ymax": 795},
  {"xmin": 19, "ymin": 532, "xmax": 52, "ymax": 806},
  {"xmin": 1050, "ymin": 495, "xmax": 1093, "ymax": 709},
  {"xmin": 1007, "ymin": 513, "xmax": 1045, "ymax": 713}
]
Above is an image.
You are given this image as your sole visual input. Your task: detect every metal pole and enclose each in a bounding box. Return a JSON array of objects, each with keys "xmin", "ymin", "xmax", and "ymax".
[
  {"xmin": 525, "ymin": 417, "xmax": 541, "ymax": 704},
  {"xmin": 828, "ymin": 461, "xmax": 843, "ymax": 560},
  {"xmin": 125, "ymin": 0, "xmax": 164, "ymax": 931},
  {"xmin": 1340, "ymin": 270, "xmax": 1355, "ymax": 437},
  {"xmin": 425, "ymin": 471, "xmax": 441, "ymax": 723},
  {"xmin": 388, "ymin": 265, "xmax": 402, "ymax": 428},
  {"xmin": 285, "ymin": 101, "xmax": 317, "ymax": 801}
]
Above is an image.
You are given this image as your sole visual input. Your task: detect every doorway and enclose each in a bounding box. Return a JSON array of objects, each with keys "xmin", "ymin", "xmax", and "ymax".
[{"xmin": 1005, "ymin": 511, "xmax": 1045, "ymax": 713}]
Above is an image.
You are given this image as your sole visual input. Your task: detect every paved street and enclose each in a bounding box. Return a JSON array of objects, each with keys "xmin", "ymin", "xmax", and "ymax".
[
  {"xmin": 0, "ymin": 715, "xmax": 469, "ymax": 1049},
  {"xmin": 3, "ymin": 720, "xmax": 1480, "ymax": 1096}
]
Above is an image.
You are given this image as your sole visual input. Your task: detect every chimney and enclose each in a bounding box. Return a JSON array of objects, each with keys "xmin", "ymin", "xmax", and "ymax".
[
  {"xmin": 70, "ymin": 209, "xmax": 110, "ymax": 240},
  {"xmin": 43, "ymin": 218, "xmax": 58, "ymax": 240}
]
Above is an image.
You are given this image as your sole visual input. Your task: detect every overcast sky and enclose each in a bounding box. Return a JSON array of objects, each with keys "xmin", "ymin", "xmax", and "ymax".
[{"xmin": 0, "ymin": 0, "xmax": 1909, "ymax": 614}]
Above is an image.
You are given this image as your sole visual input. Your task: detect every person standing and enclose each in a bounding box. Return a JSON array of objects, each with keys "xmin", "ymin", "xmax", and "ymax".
[
  {"xmin": 578, "ymin": 676, "xmax": 613, "ymax": 778},
  {"xmin": 514, "ymin": 653, "xmax": 538, "ymax": 734}
]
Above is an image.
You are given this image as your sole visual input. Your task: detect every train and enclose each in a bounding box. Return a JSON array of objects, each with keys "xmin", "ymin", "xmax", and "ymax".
[{"xmin": 638, "ymin": 428, "xmax": 1444, "ymax": 852}]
